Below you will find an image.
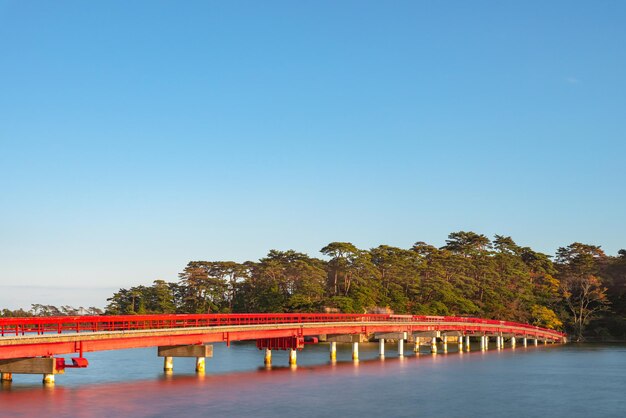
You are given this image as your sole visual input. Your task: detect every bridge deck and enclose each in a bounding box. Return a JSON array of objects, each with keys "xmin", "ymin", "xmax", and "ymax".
[{"xmin": 0, "ymin": 314, "xmax": 565, "ymax": 360}]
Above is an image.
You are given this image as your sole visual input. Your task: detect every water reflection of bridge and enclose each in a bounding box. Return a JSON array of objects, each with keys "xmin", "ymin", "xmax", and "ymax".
[{"xmin": 0, "ymin": 314, "xmax": 566, "ymax": 384}]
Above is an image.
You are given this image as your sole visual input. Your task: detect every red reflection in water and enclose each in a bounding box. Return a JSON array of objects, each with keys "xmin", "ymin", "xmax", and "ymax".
[{"xmin": 0, "ymin": 351, "xmax": 485, "ymax": 417}]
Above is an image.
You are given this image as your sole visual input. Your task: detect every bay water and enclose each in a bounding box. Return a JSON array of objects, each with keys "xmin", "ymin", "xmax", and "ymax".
[{"xmin": 0, "ymin": 343, "xmax": 624, "ymax": 417}]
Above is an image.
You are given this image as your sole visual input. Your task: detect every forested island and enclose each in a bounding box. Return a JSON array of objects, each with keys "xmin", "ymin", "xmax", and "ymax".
[{"xmin": 3, "ymin": 232, "xmax": 625, "ymax": 341}]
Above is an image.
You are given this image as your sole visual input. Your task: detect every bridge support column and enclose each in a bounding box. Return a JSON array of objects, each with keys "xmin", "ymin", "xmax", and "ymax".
[
  {"xmin": 442, "ymin": 335, "xmax": 448, "ymax": 353},
  {"xmin": 163, "ymin": 356, "xmax": 174, "ymax": 372},
  {"xmin": 544, "ymin": 339, "xmax": 548, "ymax": 345},
  {"xmin": 413, "ymin": 338, "xmax": 420, "ymax": 353},
  {"xmin": 0, "ymin": 357, "xmax": 64, "ymax": 384},
  {"xmin": 352, "ymin": 342, "xmax": 359, "ymax": 361},
  {"xmin": 264, "ymin": 348, "xmax": 272, "ymax": 365},
  {"xmin": 431, "ymin": 337, "xmax": 437, "ymax": 354},
  {"xmin": 523, "ymin": 337, "xmax": 527, "ymax": 347},
  {"xmin": 534, "ymin": 338, "xmax": 538, "ymax": 346},
  {"xmin": 158, "ymin": 345, "xmax": 213, "ymax": 373},
  {"xmin": 195, "ymin": 357, "xmax": 206, "ymax": 373},
  {"xmin": 330, "ymin": 342, "xmax": 337, "ymax": 361},
  {"xmin": 457, "ymin": 337, "xmax": 463, "ymax": 352},
  {"xmin": 483, "ymin": 336, "xmax": 489, "ymax": 350},
  {"xmin": 375, "ymin": 332, "xmax": 406, "ymax": 357},
  {"xmin": 465, "ymin": 335, "xmax": 471, "ymax": 352},
  {"xmin": 289, "ymin": 349, "xmax": 297, "ymax": 366},
  {"xmin": 511, "ymin": 337, "xmax": 516, "ymax": 348}
]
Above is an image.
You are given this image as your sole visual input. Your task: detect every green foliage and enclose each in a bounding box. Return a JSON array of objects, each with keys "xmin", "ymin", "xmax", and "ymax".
[
  {"xmin": 1, "ymin": 306, "xmax": 102, "ymax": 317},
  {"xmin": 326, "ymin": 296, "xmax": 356, "ymax": 313},
  {"xmin": 531, "ymin": 305, "xmax": 563, "ymax": 329},
  {"xmin": 105, "ymin": 281, "xmax": 178, "ymax": 314},
  {"xmin": 1, "ymin": 308, "xmax": 33, "ymax": 317},
  {"xmin": 95, "ymin": 232, "xmax": 626, "ymax": 340}
]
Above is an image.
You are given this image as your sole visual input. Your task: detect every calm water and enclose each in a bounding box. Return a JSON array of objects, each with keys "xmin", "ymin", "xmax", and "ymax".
[{"xmin": 1, "ymin": 343, "xmax": 625, "ymax": 417}]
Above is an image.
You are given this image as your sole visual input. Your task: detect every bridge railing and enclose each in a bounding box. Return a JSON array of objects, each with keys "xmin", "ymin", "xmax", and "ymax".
[{"xmin": 0, "ymin": 313, "xmax": 565, "ymax": 339}]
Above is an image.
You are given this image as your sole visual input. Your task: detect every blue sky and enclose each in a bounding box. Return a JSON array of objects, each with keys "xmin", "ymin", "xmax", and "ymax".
[{"xmin": 1, "ymin": 1, "xmax": 625, "ymax": 309}]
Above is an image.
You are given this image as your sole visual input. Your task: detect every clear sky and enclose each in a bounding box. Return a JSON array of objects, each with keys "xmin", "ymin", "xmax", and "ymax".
[{"xmin": 1, "ymin": 1, "xmax": 625, "ymax": 309}]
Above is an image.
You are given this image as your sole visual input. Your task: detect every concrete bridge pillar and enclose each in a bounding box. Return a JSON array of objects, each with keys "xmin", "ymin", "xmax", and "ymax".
[
  {"xmin": 431, "ymin": 337, "xmax": 437, "ymax": 354},
  {"xmin": 375, "ymin": 332, "xmax": 407, "ymax": 357},
  {"xmin": 0, "ymin": 357, "xmax": 63, "ymax": 384},
  {"xmin": 289, "ymin": 349, "xmax": 297, "ymax": 366},
  {"xmin": 442, "ymin": 335, "xmax": 448, "ymax": 353},
  {"xmin": 264, "ymin": 348, "xmax": 272, "ymax": 365},
  {"xmin": 484, "ymin": 336, "xmax": 489, "ymax": 350},
  {"xmin": 523, "ymin": 337, "xmax": 527, "ymax": 347},
  {"xmin": 163, "ymin": 356, "xmax": 174, "ymax": 372},
  {"xmin": 457, "ymin": 337, "xmax": 463, "ymax": 352},
  {"xmin": 327, "ymin": 334, "xmax": 362, "ymax": 361},
  {"xmin": 330, "ymin": 342, "xmax": 337, "ymax": 361},
  {"xmin": 414, "ymin": 337, "xmax": 420, "ymax": 353},
  {"xmin": 511, "ymin": 337, "xmax": 516, "ymax": 348},
  {"xmin": 534, "ymin": 339, "xmax": 538, "ymax": 346},
  {"xmin": 195, "ymin": 357, "xmax": 206, "ymax": 373},
  {"xmin": 158, "ymin": 345, "xmax": 212, "ymax": 373},
  {"xmin": 465, "ymin": 335, "xmax": 471, "ymax": 352},
  {"xmin": 496, "ymin": 336, "xmax": 502, "ymax": 350},
  {"xmin": 544, "ymin": 339, "xmax": 548, "ymax": 345}
]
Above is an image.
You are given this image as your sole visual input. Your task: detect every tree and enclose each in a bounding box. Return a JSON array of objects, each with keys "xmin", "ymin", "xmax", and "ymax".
[
  {"xmin": 443, "ymin": 231, "xmax": 491, "ymax": 257},
  {"xmin": 411, "ymin": 243, "xmax": 479, "ymax": 316},
  {"xmin": 178, "ymin": 261, "xmax": 230, "ymax": 313},
  {"xmin": 556, "ymin": 243, "xmax": 611, "ymax": 341},
  {"xmin": 146, "ymin": 280, "xmax": 177, "ymax": 313},
  {"xmin": 531, "ymin": 305, "xmax": 563, "ymax": 329},
  {"xmin": 321, "ymin": 242, "xmax": 359, "ymax": 296},
  {"xmin": 370, "ymin": 245, "xmax": 421, "ymax": 313}
]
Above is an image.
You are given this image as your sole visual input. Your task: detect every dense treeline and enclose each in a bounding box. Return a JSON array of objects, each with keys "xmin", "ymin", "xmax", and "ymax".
[
  {"xmin": 102, "ymin": 232, "xmax": 626, "ymax": 341},
  {"xmin": 1, "ymin": 305, "xmax": 103, "ymax": 317}
]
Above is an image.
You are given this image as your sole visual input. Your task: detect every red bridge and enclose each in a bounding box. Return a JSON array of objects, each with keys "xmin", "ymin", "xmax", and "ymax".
[{"xmin": 0, "ymin": 313, "xmax": 566, "ymax": 384}]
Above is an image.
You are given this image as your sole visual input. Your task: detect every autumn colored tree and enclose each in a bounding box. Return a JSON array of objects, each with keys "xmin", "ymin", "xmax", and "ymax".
[{"xmin": 556, "ymin": 243, "xmax": 610, "ymax": 341}]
